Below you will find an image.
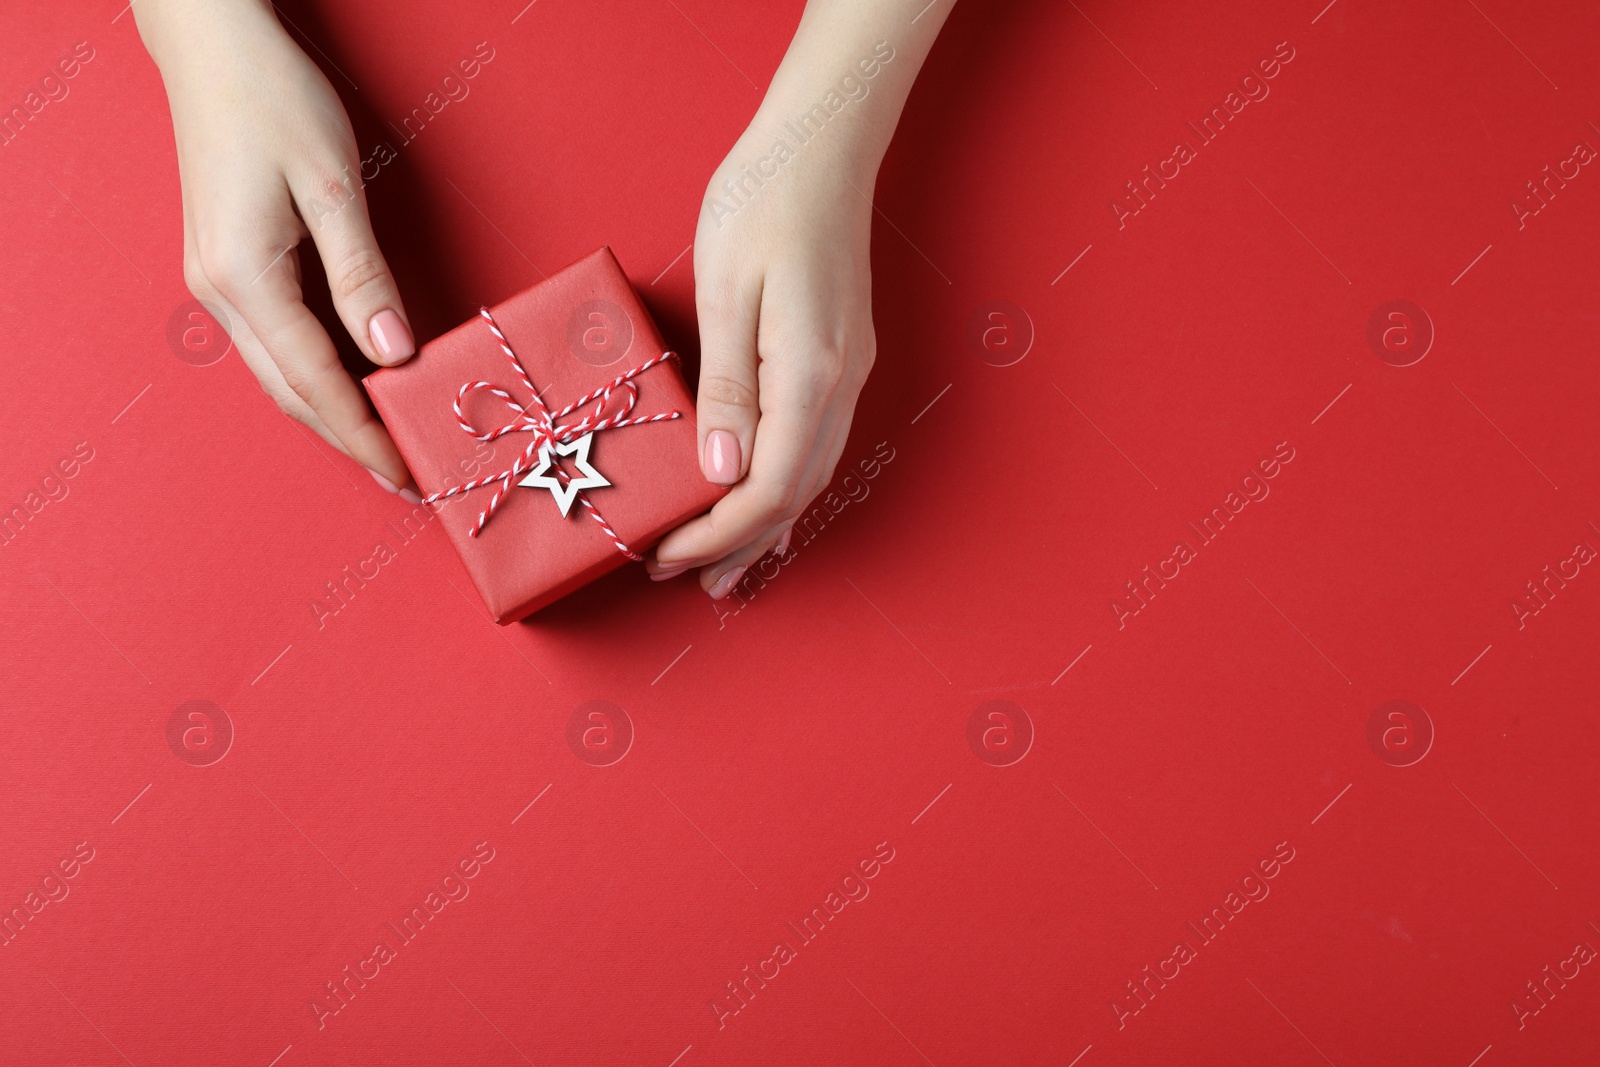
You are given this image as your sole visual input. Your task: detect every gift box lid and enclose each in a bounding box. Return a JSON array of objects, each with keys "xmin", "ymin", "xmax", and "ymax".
[{"xmin": 365, "ymin": 247, "xmax": 724, "ymax": 622}]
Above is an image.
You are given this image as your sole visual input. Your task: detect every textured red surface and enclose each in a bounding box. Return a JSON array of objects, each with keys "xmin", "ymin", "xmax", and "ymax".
[{"xmin": 2, "ymin": 1, "xmax": 1599, "ymax": 1065}]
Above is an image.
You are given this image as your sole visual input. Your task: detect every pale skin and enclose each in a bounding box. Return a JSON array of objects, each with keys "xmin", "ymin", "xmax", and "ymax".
[{"xmin": 136, "ymin": 0, "xmax": 952, "ymax": 597}]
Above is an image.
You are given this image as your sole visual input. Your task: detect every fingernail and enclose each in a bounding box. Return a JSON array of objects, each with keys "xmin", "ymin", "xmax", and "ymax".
[
  {"xmin": 708, "ymin": 566, "xmax": 747, "ymax": 599},
  {"xmin": 369, "ymin": 309, "xmax": 415, "ymax": 364},
  {"xmin": 369, "ymin": 468, "xmax": 402, "ymax": 494},
  {"xmin": 776, "ymin": 526, "xmax": 793, "ymax": 556},
  {"xmin": 704, "ymin": 430, "xmax": 740, "ymax": 486},
  {"xmin": 651, "ymin": 565, "xmax": 690, "ymax": 582},
  {"xmin": 400, "ymin": 486, "xmax": 423, "ymax": 505}
]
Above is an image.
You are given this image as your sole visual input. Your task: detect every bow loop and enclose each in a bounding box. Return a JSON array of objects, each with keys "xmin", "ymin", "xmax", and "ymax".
[{"xmin": 420, "ymin": 307, "xmax": 683, "ymax": 559}]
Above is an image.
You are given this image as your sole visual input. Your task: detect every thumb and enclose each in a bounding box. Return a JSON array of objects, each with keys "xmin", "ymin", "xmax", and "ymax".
[
  {"xmin": 294, "ymin": 168, "xmax": 415, "ymax": 367},
  {"xmin": 694, "ymin": 276, "xmax": 761, "ymax": 486}
]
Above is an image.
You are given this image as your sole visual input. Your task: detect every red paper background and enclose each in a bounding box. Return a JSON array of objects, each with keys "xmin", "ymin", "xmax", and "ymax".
[{"xmin": 3, "ymin": 1, "xmax": 1599, "ymax": 1064}]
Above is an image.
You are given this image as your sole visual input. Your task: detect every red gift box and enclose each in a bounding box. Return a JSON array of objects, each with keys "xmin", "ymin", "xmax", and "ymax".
[{"xmin": 365, "ymin": 247, "xmax": 723, "ymax": 622}]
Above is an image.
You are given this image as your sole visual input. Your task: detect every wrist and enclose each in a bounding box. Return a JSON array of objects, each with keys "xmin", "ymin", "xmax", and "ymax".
[
  {"xmin": 741, "ymin": 43, "xmax": 909, "ymax": 201},
  {"xmin": 748, "ymin": 82, "xmax": 893, "ymax": 188}
]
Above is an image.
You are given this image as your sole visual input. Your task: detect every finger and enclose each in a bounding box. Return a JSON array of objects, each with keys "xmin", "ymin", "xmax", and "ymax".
[
  {"xmin": 290, "ymin": 167, "xmax": 415, "ymax": 367},
  {"xmin": 648, "ymin": 519, "xmax": 790, "ymax": 584},
  {"xmin": 181, "ymin": 264, "xmax": 347, "ymax": 450},
  {"xmin": 207, "ymin": 237, "xmax": 413, "ymax": 492},
  {"xmin": 219, "ymin": 302, "xmax": 422, "ymax": 502},
  {"xmin": 693, "ymin": 264, "xmax": 762, "ymax": 486},
  {"xmin": 789, "ymin": 388, "xmax": 858, "ymax": 515},
  {"xmin": 656, "ymin": 362, "xmax": 855, "ymax": 581},
  {"xmin": 698, "ymin": 521, "xmax": 793, "ymax": 599},
  {"xmin": 213, "ymin": 292, "xmax": 341, "ymax": 443},
  {"xmin": 653, "ymin": 349, "xmax": 836, "ymax": 568},
  {"xmin": 690, "ymin": 412, "xmax": 849, "ymax": 587},
  {"xmin": 665, "ymin": 401, "xmax": 846, "ymax": 580}
]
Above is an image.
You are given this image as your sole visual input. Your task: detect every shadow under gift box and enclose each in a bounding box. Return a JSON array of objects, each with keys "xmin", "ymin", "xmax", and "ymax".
[{"xmin": 364, "ymin": 247, "xmax": 725, "ymax": 623}]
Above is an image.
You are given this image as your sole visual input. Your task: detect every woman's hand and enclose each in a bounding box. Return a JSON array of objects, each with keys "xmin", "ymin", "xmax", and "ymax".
[
  {"xmin": 648, "ymin": 0, "xmax": 952, "ymax": 597},
  {"xmin": 646, "ymin": 125, "xmax": 877, "ymax": 598},
  {"xmin": 136, "ymin": 0, "xmax": 419, "ymax": 499}
]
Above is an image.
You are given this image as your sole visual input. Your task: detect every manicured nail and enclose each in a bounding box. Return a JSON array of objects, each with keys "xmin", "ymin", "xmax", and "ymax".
[
  {"xmin": 400, "ymin": 486, "xmax": 423, "ymax": 505},
  {"xmin": 708, "ymin": 566, "xmax": 746, "ymax": 599},
  {"xmin": 651, "ymin": 565, "xmax": 690, "ymax": 582},
  {"xmin": 368, "ymin": 309, "xmax": 415, "ymax": 364},
  {"xmin": 775, "ymin": 526, "xmax": 793, "ymax": 556},
  {"xmin": 704, "ymin": 430, "xmax": 740, "ymax": 485},
  {"xmin": 369, "ymin": 468, "xmax": 403, "ymax": 494}
]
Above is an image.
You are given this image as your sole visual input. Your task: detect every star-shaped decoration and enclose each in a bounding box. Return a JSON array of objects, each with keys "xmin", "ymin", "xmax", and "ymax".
[{"xmin": 518, "ymin": 432, "xmax": 610, "ymax": 518}]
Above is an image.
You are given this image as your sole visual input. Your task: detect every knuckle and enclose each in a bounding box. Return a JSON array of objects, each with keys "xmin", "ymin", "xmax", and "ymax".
[
  {"xmin": 277, "ymin": 362, "xmax": 322, "ymax": 408},
  {"xmin": 181, "ymin": 255, "xmax": 213, "ymax": 300},
  {"xmin": 195, "ymin": 231, "xmax": 259, "ymax": 298},
  {"xmin": 813, "ymin": 458, "xmax": 842, "ymax": 493},
  {"xmin": 265, "ymin": 384, "xmax": 307, "ymax": 422},
  {"xmin": 800, "ymin": 345, "xmax": 848, "ymax": 394},
  {"xmin": 857, "ymin": 334, "xmax": 878, "ymax": 376},
  {"xmin": 699, "ymin": 373, "xmax": 758, "ymax": 414},
  {"xmin": 752, "ymin": 480, "xmax": 800, "ymax": 523},
  {"xmin": 330, "ymin": 246, "xmax": 391, "ymax": 304}
]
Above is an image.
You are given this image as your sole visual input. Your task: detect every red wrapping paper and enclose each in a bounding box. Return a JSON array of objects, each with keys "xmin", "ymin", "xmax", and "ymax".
[{"xmin": 365, "ymin": 247, "xmax": 723, "ymax": 622}]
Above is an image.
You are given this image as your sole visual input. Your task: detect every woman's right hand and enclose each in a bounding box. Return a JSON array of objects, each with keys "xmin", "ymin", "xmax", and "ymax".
[{"xmin": 136, "ymin": 0, "xmax": 419, "ymax": 499}]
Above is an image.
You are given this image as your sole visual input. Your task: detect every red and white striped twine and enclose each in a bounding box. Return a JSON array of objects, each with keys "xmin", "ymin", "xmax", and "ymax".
[{"xmin": 420, "ymin": 307, "xmax": 682, "ymax": 558}]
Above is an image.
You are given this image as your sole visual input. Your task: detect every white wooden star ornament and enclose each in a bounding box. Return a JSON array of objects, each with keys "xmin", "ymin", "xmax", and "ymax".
[{"xmin": 518, "ymin": 432, "xmax": 610, "ymax": 518}]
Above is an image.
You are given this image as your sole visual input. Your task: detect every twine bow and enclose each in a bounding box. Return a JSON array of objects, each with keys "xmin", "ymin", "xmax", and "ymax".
[{"xmin": 420, "ymin": 307, "xmax": 682, "ymax": 558}]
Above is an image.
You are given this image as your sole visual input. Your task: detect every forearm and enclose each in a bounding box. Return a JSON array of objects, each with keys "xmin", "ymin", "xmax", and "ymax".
[
  {"xmin": 134, "ymin": 0, "xmax": 279, "ymax": 74},
  {"xmin": 750, "ymin": 0, "xmax": 952, "ymax": 184}
]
